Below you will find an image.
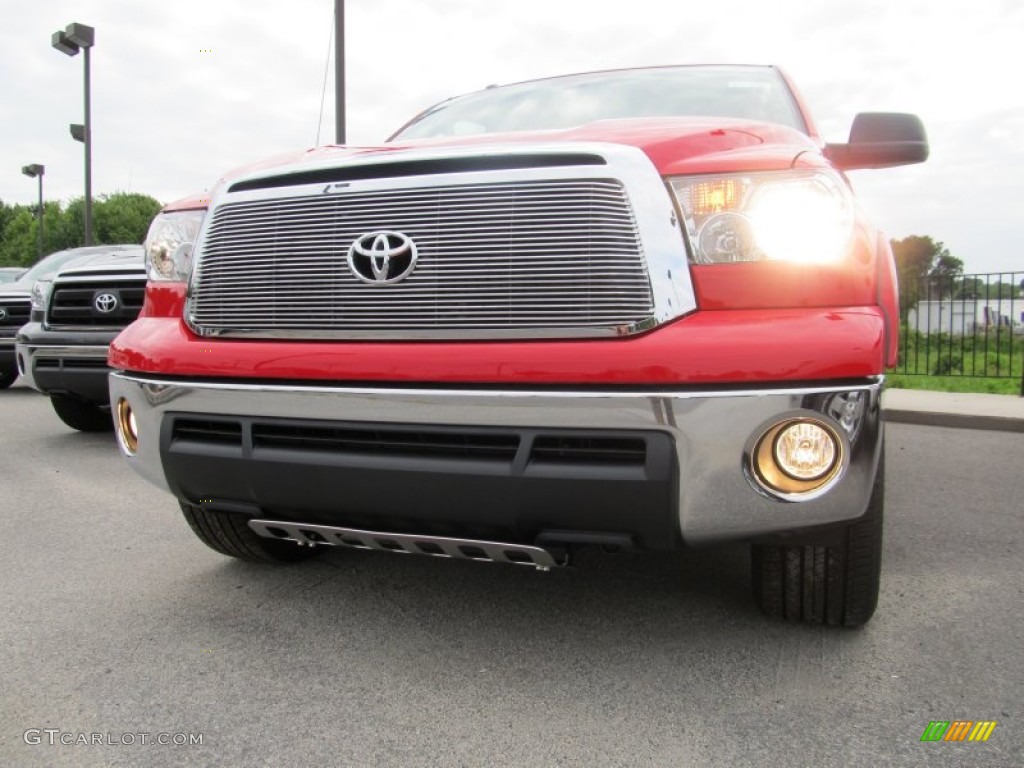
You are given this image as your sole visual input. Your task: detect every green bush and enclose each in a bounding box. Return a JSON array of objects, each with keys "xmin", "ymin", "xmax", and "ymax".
[{"xmin": 895, "ymin": 325, "xmax": 1023, "ymax": 382}]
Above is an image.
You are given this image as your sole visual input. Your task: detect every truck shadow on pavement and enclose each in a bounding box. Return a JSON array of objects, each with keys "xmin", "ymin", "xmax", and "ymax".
[{"xmin": 188, "ymin": 541, "xmax": 765, "ymax": 655}]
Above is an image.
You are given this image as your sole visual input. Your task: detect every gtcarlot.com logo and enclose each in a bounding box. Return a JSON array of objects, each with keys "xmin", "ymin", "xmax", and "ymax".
[
  {"xmin": 24, "ymin": 729, "xmax": 203, "ymax": 746},
  {"xmin": 920, "ymin": 720, "xmax": 997, "ymax": 743}
]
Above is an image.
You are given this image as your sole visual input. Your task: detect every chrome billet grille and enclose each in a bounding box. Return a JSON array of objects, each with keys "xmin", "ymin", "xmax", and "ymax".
[{"xmin": 189, "ymin": 179, "xmax": 653, "ymax": 338}]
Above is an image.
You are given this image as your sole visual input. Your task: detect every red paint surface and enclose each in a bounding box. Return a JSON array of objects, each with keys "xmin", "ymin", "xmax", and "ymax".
[{"xmin": 112, "ymin": 285, "xmax": 886, "ymax": 384}]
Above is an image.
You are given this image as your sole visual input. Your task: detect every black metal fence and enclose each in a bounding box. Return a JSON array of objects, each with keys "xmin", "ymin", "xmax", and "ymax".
[{"xmin": 894, "ymin": 271, "xmax": 1023, "ymax": 396}]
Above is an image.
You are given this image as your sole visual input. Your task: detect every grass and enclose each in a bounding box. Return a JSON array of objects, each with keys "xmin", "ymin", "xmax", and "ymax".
[
  {"xmin": 885, "ymin": 373, "xmax": 1022, "ymax": 396},
  {"xmin": 889, "ymin": 326, "xmax": 1023, "ymax": 395}
]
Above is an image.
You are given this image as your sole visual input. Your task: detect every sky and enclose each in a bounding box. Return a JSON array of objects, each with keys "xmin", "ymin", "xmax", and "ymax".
[{"xmin": 2, "ymin": 0, "xmax": 1022, "ymax": 273}]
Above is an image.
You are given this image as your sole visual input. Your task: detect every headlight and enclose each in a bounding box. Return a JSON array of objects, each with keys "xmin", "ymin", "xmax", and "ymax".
[
  {"xmin": 31, "ymin": 281, "xmax": 52, "ymax": 312},
  {"xmin": 668, "ymin": 170, "xmax": 854, "ymax": 264},
  {"xmin": 144, "ymin": 209, "xmax": 205, "ymax": 282}
]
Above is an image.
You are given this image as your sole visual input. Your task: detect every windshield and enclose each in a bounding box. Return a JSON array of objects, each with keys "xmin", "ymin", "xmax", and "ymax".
[
  {"xmin": 392, "ymin": 65, "xmax": 805, "ymax": 140},
  {"xmin": 0, "ymin": 269, "xmax": 26, "ymax": 283},
  {"xmin": 20, "ymin": 249, "xmax": 95, "ymax": 284}
]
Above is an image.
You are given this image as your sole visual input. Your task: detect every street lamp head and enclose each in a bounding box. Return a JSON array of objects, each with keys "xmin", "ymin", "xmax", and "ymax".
[
  {"xmin": 51, "ymin": 30, "xmax": 80, "ymax": 56},
  {"xmin": 69, "ymin": 124, "xmax": 85, "ymax": 143},
  {"xmin": 64, "ymin": 23, "xmax": 95, "ymax": 49},
  {"xmin": 21, "ymin": 164, "xmax": 45, "ymax": 178}
]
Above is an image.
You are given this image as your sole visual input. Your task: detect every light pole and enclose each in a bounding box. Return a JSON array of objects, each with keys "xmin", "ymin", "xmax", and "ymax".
[
  {"xmin": 335, "ymin": 0, "xmax": 345, "ymax": 144},
  {"xmin": 51, "ymin": 22, "xmax": 95, "ymax": 246},
  {"xmin": 21, "ymin": 164, "xmax": 45, "ymax": 261}
]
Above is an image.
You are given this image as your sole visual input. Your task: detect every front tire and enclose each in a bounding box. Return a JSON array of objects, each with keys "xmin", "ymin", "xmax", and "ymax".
[
  {"xmin": 181, "ymin": 503, "xmax": 321, "ymax": 563},
  {"xmin": 50, "ymin": 394, "xmax": 112, "ymax": 432},
  {"xmin": 751, "ymin": 451, "xmax": 884, "ymax": 627},
  {"xmin": 0, "ymin": 362, "xmax": 17, "ymax": 389}
]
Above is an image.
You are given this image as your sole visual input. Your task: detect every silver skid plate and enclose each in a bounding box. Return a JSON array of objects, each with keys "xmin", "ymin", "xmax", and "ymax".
[{"xmin": 248, "ymin": 519, "xmax": 563, "ymax": 570}]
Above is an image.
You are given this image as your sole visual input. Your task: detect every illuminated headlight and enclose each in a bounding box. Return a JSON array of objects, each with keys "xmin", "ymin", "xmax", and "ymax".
[
  {"xmin": 31, "ymin": 280, "xmax": 52, "ymax": 312},
  {"xmin": 668, "ymin": 170, "xmax": 854, "ymax": 264},
  {"xmin": 749, "ymin": 417, "xmax": 845, "ymax": 500},
  {"xmin": 144, "ymin": 209, "xmax": 205, "ymax": 281}
]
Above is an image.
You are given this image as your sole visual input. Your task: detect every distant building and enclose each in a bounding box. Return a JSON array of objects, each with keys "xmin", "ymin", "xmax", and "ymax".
[{"xmin": 908, "ymin": 299, "xmax": 1021, "ymax": 335}]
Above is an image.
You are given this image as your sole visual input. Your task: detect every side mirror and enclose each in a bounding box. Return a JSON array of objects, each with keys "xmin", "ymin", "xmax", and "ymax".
[{"xmin": 825, "ymin": 112, "xmax": 928, "ymax": 170}]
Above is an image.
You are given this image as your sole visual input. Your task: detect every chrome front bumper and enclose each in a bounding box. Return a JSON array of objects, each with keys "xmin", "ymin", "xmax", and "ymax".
[{"xmin": 109, "ymin": 374, "xmax": 883, "ymax": 545}]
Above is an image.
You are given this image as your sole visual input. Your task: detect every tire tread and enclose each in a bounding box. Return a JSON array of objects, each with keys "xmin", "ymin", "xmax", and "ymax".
[
  {"xmin": 752, "ymin": 451, "xmax": 884, "ymax": 627},
  {"xmin": 180, "ymin": 503, "xmax": 319, "ymax": 563},
  {"xmin": 50, "ymin": 395, "xmax": 112, "ymax": 432}
]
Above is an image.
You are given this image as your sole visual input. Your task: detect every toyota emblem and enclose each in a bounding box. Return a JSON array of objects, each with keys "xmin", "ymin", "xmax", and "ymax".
[
  {"xmin": 347, "ymin": 231, "xmax": 418, "ymax": 284},
  {"xmin": 94, "ymin": 292, "xmax": 119, "ymax": 314}
]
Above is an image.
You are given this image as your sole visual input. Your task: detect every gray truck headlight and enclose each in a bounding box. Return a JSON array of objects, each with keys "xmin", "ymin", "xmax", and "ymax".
[{"xmin": 31, "ymin": 280, "xmax": 52, "ymax": 312}]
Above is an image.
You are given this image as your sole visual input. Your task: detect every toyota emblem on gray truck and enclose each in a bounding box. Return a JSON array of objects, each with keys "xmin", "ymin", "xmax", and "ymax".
[{"xmin": 94, "ymin": 292, "xmax": 119, "ymax": 314}]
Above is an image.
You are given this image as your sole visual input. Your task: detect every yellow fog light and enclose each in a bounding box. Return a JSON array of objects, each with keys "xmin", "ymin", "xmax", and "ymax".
[
  {"xmin": 116, "ymin": 398, "xmax": 138, "ymax": 455},
  {"xmin": 751, "ymin": 418, "xmax": 843, "ymax": 499},
  {"xmin": 774, "ymin": 422, "xmax": 836, "ymax": 480}
]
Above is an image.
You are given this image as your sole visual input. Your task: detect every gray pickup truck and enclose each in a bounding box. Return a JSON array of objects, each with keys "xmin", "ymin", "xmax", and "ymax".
[{"xmin": 16, "ymin": 245, "xmax": 144, "ymax": 430}]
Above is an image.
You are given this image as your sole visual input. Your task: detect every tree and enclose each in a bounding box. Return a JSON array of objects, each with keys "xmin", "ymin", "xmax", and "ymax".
[
  {"xmin": 891, "ymin": 235, "xmax": 963, "ymax": 301},
  {"xmin": 0, "ymin": 207, "xmax": 37, "ymax": 267},
  {"xmin": 94, "ymin": 193, "xmax": 163, "ymax": 244},
  {"xmin": 929, "ymin": 252, "xmax": 964, "ymax": 281},
  {"xmin": 955, "ymin": 278, "xmax": 1020, "ymax": 300},
  {"xmin": 0, "ymin": 193, "xmax": 162, "ymax": 267}
]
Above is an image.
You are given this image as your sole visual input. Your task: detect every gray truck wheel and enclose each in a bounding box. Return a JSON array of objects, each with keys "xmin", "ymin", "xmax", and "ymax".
[
  {"xmin": 50, "ymin": 394, "xmax": 112, "ymax": 432},
  {"xmin": 751, "ymin": 452, "xmax": 884, "ymax": 627},
  {"xmin": 180, "ymin": 503, "xmax": 321, "ymax": 563},
  {"xmin": 0, "ymin": 363, "xmax": 16, "ymax": 389}
]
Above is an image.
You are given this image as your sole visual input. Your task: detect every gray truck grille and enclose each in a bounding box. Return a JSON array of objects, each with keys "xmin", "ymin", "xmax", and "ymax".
[
  {"xmin": 47, "ymin": 279, "xmax": 146, "ymax": 328},
  {"xmin": 189, "ymin": 178, "xmax": 653, "ymax": 337},
  {"xmin": 0, "ymin": 297, "xmax": 31, "ymax": 329}
]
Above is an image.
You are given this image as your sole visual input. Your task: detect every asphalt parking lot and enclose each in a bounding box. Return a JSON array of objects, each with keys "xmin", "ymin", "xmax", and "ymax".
[{"xmin": 1, "ymin": 381, "xmax": 1021, "ymax": 767}]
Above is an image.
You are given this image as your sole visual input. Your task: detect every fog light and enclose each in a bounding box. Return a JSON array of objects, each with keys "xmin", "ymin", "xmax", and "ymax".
[
  {"xmin": 751, "ymin": 418, "xmax": 844, "ymax": 499},
  {"xmin": 116, "ymin": 398, "xmax": 138, "ymax": 455},
  {"xmin": 774, "ymin": 422, "xmax": 836, "ymax": 480}
]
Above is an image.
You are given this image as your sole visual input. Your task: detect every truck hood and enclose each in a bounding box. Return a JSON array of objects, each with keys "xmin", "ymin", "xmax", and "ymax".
[
  {"xmin": 1, "ymin": 245, "xmax": 144, "ymax": 295},
  {"xmin": 51, "ymin": 247, "xmax": 145, "ymax": 277},
  {"xmin": 211, "ymin": 117, "xmax": 822, "ymax": 198}
]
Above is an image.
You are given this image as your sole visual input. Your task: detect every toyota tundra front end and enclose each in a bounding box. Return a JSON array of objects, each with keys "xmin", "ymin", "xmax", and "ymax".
[{"xmin": 109, "ymin": 66, "xmax": 927, "ymax": 626}]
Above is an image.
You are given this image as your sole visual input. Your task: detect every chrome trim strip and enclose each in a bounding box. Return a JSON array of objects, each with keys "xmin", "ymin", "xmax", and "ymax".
[
  {"xmin": 248, "ymin": 519, "xmax": 563, "ymax": 569},
  {"xmin": 111, "ymin": 373, "xmax": 882, "ymax": 544},
  {"xmin": 110, "ymin": 373, "xmax": 882, "ymax": 400},
  {"xmin": 51, "ymin": 276, "xmax": 146, "ymax": 288},
  {"xmin": 24, "ymin": 344, "xmax": 110, "ymax": 358},
  {"xmin": 182, "ymin": 320, "xmax": 658, "ymax": 341},
  {"xmin": 40, "ymin": 326, "xmax": 133, "ymax": 334}
]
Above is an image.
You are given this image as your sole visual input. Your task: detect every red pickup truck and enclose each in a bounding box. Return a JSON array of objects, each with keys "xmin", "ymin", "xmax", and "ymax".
[{"xmin": 110, "ymin": 65, "xmax": 927, "ymax": 626}]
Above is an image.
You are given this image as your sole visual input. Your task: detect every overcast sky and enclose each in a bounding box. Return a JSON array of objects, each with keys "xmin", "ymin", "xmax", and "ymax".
[{"xmin": 3, "ymin": 0, "xmax": 1022, "ymax": 272}]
